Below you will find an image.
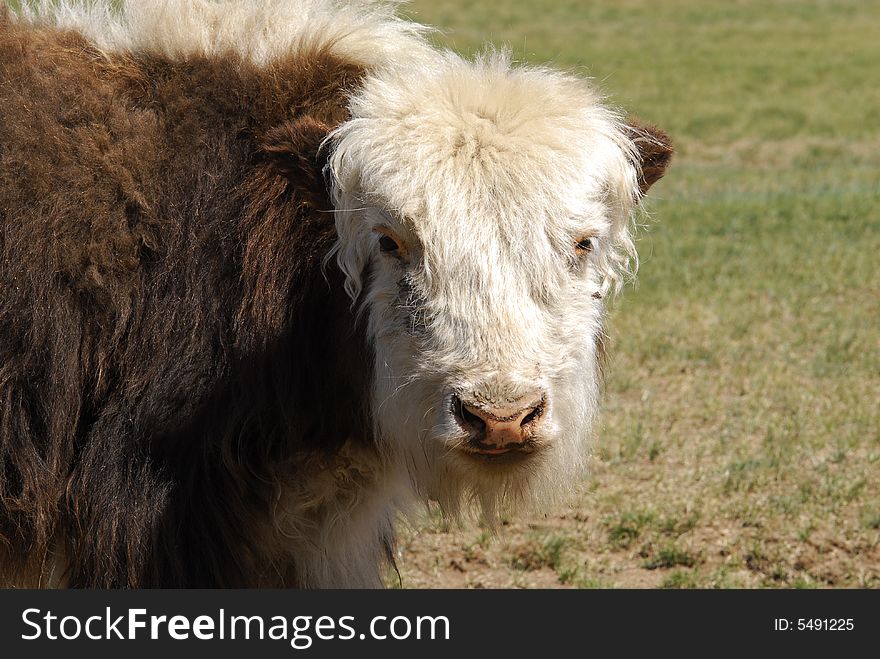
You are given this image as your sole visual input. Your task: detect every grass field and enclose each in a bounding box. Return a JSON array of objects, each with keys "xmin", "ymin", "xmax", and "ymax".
[{"xmin": 394, "ymin": 0, "xmax": 880, "ymax": 588}]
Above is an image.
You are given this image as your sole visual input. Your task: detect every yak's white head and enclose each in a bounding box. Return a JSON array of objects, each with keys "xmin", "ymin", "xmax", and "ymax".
[{"xmin": 328, "ymin": 51, "xmax": 671, "ymax": 517}]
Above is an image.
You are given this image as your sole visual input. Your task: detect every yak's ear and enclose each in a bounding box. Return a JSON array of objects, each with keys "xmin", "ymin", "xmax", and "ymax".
[
  {"xmin": 261, "ymin": 115, "xmax": 334, "ymax": 209},
  {"xmin": 625, "ymin": 120, "xmax": 673, "ymax": 195}
]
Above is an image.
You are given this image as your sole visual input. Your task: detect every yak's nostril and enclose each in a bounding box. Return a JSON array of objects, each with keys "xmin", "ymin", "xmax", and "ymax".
[
  {"xmin": 461, "ymin": 405, "xmax": 486, "ymax": 430},
  {"xmin": 451, "ymin": 395, "xmax": 487, "ymax": 438},
  {"xmin": 520, "ymin": 403, "xmax": 544, "ymax": 428}
]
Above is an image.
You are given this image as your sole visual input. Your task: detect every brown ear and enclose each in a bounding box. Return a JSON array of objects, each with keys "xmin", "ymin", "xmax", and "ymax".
[
  {"xmin": 261, "ymin": 115, "xmax": 334, "ymax": 209},
  {"xmin": 625, "ymin": 120, "xmax": 673, "ymax": 195}
]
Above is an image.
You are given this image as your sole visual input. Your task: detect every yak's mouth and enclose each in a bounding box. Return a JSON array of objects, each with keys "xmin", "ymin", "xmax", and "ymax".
[{"xmin": 457, "ymin": 441, "xmax": 540, "ymax": 465}]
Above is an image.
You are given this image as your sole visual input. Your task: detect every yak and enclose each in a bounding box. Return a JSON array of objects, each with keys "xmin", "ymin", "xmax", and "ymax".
[{"xmin": 0, "ymin": 0, "xmax": 671, "ymax": 587}]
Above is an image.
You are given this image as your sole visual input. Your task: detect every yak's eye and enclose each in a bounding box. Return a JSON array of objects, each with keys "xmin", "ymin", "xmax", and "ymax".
[
  {"xmin": 575, "ymin": 236, "xmax": 594, "ymax": 254},
  {"xmin": 375, "ymin": 227, "xmax": 408, "ymax": 260},
  {"xmin": 378, "ymin": 235, "xmax": 399, "ymax": 253}
]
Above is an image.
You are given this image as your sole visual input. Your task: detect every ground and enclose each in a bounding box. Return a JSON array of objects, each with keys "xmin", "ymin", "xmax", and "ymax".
[{"xmin": 392, "ymin": 0, "xmax": 880, "ymax": 589}]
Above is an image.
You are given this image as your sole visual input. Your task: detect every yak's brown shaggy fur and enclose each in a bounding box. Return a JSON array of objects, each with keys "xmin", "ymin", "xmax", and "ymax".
[{"xmin": 0, "ymin": 13, "xmax": 372, "ymax": 587}]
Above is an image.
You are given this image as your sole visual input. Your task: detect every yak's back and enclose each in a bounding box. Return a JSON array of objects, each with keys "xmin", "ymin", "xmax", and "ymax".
[{"xmin": 9, "ymin": 0, "xmax": 433, "ymax": 67}]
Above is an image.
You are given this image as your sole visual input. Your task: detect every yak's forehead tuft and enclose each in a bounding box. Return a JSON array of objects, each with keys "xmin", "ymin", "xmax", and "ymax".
[
  {"xmin": 332, "ymin": 50, "xmax": 638, "ymax": 240},
  {"xmin": 11, "ymin": 0, "xmax": 433, "ymax": 68}
]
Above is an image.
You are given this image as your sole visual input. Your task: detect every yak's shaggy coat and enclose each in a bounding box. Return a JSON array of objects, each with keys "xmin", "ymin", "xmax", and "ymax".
[{"xmin": 0, "ymin": 0, "xmax": 671, "ymax": 587}]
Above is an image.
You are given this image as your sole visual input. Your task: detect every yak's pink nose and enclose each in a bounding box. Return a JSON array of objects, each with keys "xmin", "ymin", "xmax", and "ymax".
[{"xmin": 452, "ymin": 394, "xmax": 546, "ymax": 453}]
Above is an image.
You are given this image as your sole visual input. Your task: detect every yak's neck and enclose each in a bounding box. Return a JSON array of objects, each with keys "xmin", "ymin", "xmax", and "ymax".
[{"xmin": 263, "ymin": 440, "xmax": 403, "ymax": 587}]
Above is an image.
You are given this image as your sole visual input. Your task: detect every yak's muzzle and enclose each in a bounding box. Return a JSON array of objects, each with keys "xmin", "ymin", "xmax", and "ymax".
[{"xmin": 450, "ymin": 392, "xmax": 547, "ymax": 458}]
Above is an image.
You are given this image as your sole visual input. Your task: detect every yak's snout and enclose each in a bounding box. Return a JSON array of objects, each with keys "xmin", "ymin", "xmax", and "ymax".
[{"xmin": 450, "ymin": 392, "xmax": 547, "ymax": 456}]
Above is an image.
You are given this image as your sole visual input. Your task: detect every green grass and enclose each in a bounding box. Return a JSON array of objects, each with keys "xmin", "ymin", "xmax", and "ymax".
[
  {"xmin": 509, "ymin": 534, "xmax": 569, "ymax": 572},
  {"xmin": 397, "ymin": 0, "xmax": 880, "ymax": 589},
  {"xmin": 642, "ymin": 545, "xmax": 700, "ymax": 570}
]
